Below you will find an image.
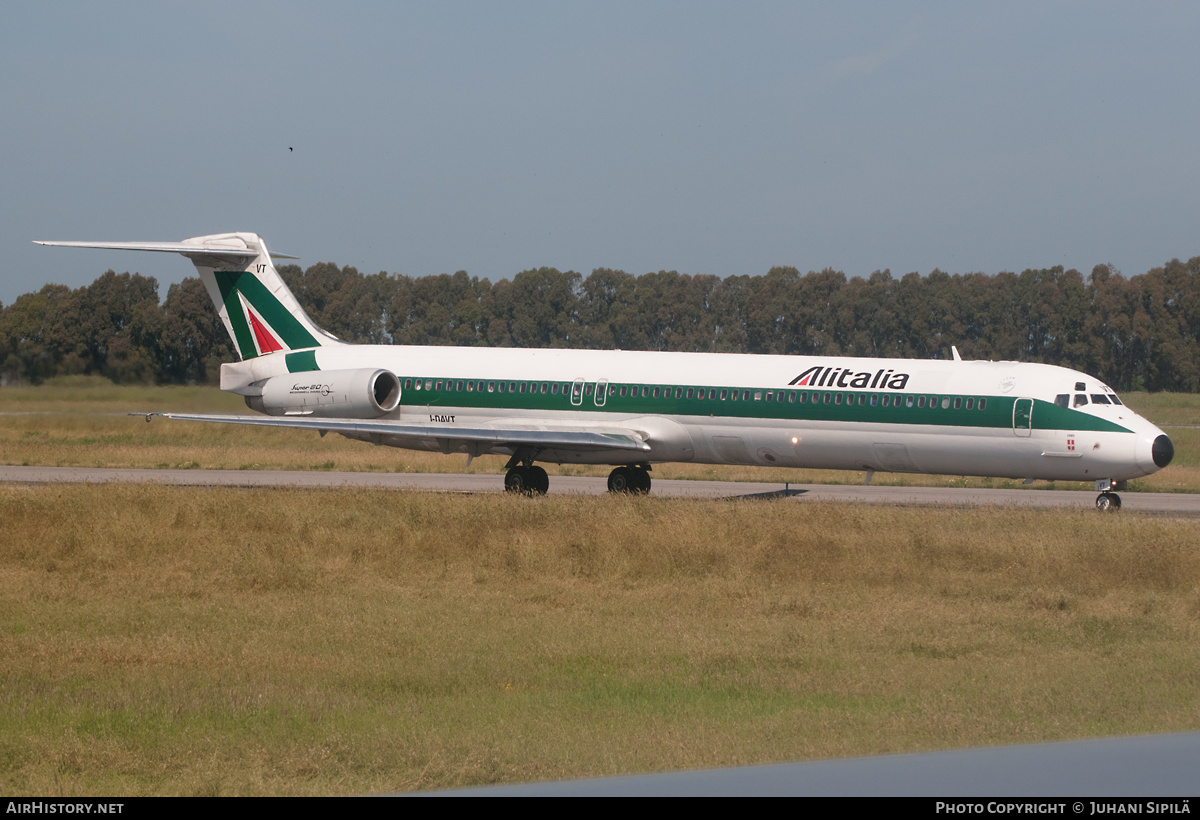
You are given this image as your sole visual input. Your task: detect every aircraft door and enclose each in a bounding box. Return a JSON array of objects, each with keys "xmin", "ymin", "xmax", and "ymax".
[
  {"xmin": 1013, "ymin": 398, "xmax": 1033, "ymax": 437},
  {"xmin": 570, "ymin": 378, "xmax": 584, "ymax": 406},
  {"xmin": 595, "ymin": 379, "xmax": 608, "ymax": 407}
]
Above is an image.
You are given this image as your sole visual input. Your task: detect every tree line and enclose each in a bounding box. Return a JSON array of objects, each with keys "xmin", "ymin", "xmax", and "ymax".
[{"xmin": 2, "ymin": 257, "xmax": 1199, "ymax": 392}]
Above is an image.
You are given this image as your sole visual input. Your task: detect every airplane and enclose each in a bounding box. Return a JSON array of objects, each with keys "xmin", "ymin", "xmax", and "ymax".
[{"xmin": 36, "ymin": 232, "xmax": 1174, "ymax": 510}]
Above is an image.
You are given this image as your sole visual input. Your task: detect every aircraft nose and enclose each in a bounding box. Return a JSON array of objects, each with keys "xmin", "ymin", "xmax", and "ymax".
[{"xmin": 1153, "ymin": 434, "xmax": 1174, "ymax": 469}]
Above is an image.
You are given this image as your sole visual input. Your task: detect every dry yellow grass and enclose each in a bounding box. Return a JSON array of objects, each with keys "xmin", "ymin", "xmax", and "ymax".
[{"xmin": 1, "ymin": 485, "xmax": 1198, "ymax": 794}]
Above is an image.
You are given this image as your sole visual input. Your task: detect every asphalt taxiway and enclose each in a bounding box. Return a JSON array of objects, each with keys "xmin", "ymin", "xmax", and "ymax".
[{"xmin": 2, "ymin": 465, "xmax": 1198, "ymax": 514}]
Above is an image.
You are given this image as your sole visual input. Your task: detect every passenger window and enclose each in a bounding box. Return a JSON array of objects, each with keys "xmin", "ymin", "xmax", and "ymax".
[
  {"xmin": 653, "ymin": 387, "xmax": 661, "ymax": 398},
  {"xmin": 509, "ymin": 382, "xmax": 517, "ymax": 393},
  {"xmin": 686, "ymin": 388, "xmax": 694, "ymax": 399},
  {"xmin": 917, "ymin": 396, "xmax": 926, "ymax": 408},
  {"xmin": 941, "ymin": 397, "xmax": 950, "ymax": 409},
  {"xmin": 720, "ymin": 389, "xmax": 728, "ymax": 400},
  {"xmin": 882, "ymin": 395, "xmax": 890, "ymax": 407},
  {"xmin": 435, "ymin": 380, "xmax": 443, "ymax": 391},
  {"xmin": 414, "ymin": 380, "xmax": 423, "ymax": 391},
  {"xmin": 823, "ymin": 392, "xmax": 832, "ymax": 404},
  {"xmin": 953, "ymin": 397, "xmax": 962, "ymax": 409},
  {"xmin": 404, "ymin": 378, "xmax": 412, "ymax": 389},
  {"xmin": 979, "ymin": 398, "xmax": 987, "ymax": 410},
  {"xmin": 551, "ymin": 383, "xmax": 559, "ymax": 395},
  {"xmin": 456, "ymin": 380, "xmax": 464, "ymax": 391},
  {"xmin": 755, "ymin": 391, "xmax": 763, "ymax": 401},
  {"xmin": 906, "ymin": 396, "xmax": 915, "ymax": 408},
  {"xmin": 584, "ymin": 383, "xmax": 594, "ymax": 396},
  {"xmin": 466, "ymin": 381, "xmax": 474, "ymax": 392},
  {"xmin": 799, "ymin": 392, "xmax": 807, "ymax": 403},
  {"xmin": 870, "ymin": 395, "xmax": 878, "ymax": 407},
  {"xmin": 788, "ymin": 391, "xmax": 796, "ymax": 403},
  {"xmin": 488, "ymin": 381, "xmax": 495, "ymax": 393},
  {"xmin": 1074, "ymin": 394, "xmax": 1088, "ymax": 407},
  {"xmin": 965, "ymin": 397, "xmax": 974, "ymax": 410},
  {"xmin": 834, "ymin": 393, "xmax": 843, "ymax": 405},
  {"xmin": 540, "ymin": 383, "xmax": 548, "ymax": 394}
]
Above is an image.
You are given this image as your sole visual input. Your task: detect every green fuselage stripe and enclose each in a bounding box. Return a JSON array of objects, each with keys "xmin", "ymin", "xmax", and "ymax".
[{"xmin": 394, "ymin": 377, "xmax": 1131, "ymax": 434}]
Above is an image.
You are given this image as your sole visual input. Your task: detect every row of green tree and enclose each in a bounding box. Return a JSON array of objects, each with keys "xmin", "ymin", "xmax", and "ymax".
[{"xmin": 2, "ymin": 257, "xmax": 1199, "ymax": 392}]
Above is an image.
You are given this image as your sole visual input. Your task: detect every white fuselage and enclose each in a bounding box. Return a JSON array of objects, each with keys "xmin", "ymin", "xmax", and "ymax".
[{"xmin": 221, "ymin": 344, "xmax": 1169, "ymax": 483}]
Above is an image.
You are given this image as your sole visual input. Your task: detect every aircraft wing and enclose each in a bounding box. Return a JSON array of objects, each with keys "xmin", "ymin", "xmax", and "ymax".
[{"xmin": 146, "ymin": 413, "xmax": 651, "ymax": 455}]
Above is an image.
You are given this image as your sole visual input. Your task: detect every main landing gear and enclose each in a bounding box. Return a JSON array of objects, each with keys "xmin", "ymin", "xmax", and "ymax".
[
  {"xmin": 504, "ymin": 464, "xmax": 549, "ymax": 495},
  {"xmin": 607, "ymin": 465, "xmax": 651, "ymax": 495},
  {"xmin": 501, "ymin": 450, "xmax": 653, "ymax": 497},
  {"xmin": 1094, "ymin": 479, "xmax": 1125, "ymax": 512}
]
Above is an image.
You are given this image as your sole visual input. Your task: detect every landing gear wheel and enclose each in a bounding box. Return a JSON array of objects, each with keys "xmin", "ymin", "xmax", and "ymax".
[
  {"xmin": 529, "ymin": 466, "xmax": 549, "ymax": 495},
  {"xmin": 633, "ymin": 468, "xmax": 651, "ymax": 495},
  {"xmin": 608, "ymin": 467, "xmax": 634, "ymax": 493},
  {"xmin": 1095, "ymin": 492, "xmax": 1121, "ymax": 511},
  {"xmin": 608, "ymin": 466, "xmax": 651, "ymax": 494},
  {"xmin": 505, "ymin": 466, "xmax": 531, "ymax": 495},
  {"xmin": 505, "ymin": 465, "xmax": 548, "ymax": 495}
]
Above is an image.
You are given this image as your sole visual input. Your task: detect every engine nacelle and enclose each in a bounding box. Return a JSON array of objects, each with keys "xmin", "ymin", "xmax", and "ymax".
[{"xmin": 246, "ymin": 368, "xmax": 401, "ymax": 418}]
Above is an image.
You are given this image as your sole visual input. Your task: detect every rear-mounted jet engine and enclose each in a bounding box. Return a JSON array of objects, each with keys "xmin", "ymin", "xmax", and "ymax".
[{"xmin": 247, "ymin": 368, "xmax": 401, "ymax": 418}]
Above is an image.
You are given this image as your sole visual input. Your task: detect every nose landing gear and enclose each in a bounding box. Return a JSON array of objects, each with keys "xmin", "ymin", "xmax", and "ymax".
[{"xmin": 1094, "ymin": 479, "xmax": 1126, "ymax": 511}]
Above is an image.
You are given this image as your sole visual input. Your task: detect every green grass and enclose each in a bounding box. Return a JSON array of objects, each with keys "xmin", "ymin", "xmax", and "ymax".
[{"xmin": 1, "ymin": 486, "xmax": 1198, "ymax": 794}]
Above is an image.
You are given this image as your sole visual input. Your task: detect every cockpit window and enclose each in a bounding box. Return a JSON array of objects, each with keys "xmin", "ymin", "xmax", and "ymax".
[
  {"xmin": 1073, "ymin": 394, "xmax": 1088, "ymax": 407},
  {"xmin": 1109, "ymin": 395, "xmax": 1123, "ymax": 406},
  {"xmin": 1055, "ymin": 394, "xmax": 1069, "ymax": 408},
  {"xmin": 1090, "ymin": 394, "xmax": 1111, "ymax": 405}
]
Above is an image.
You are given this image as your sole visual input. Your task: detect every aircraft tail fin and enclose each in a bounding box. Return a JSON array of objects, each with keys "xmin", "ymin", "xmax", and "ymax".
[{"xmin": 34, "ymin": 233, "xmax": 340, "ymax": 360}]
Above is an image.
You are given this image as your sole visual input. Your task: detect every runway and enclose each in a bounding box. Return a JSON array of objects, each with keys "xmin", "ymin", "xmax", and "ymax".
[{"xmin": 3, "ymin": 465, "xmax": 1198, "ymax": 514}]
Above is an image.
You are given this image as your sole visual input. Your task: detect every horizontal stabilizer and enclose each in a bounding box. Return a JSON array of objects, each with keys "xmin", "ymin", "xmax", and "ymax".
[{"xmin": 33, "ymin": 240, "xmax": 257, "ymax": 258}]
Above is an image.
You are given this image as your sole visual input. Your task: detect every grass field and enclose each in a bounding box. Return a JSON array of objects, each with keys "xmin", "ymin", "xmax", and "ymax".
[
  {"xmin": 2, "ymin": 376, "xmax": 1198, "ymax": 492},
  {"xmin": 1, "ymin": 486, "xmax": 1198, "ymax": 795}
]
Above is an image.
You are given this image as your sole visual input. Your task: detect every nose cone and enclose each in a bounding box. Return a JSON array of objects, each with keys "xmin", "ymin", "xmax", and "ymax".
[
  {"xmin": 1136, "ymin": 429, "xmax": 1174, "ymax": 475},
  {"xmin": 1153, "ymin": 434, "xmax": 1174, "ymax": 469}
]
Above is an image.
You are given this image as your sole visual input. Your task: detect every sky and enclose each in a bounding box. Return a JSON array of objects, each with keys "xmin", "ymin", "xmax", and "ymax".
[{"xmin": 3, "ymin": 1, "xmax": 1199, "ymax": 305}]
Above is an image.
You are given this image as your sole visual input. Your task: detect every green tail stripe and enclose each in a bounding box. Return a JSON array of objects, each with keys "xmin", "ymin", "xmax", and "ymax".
[{"xmin": 214, "ymin": 271, "xmax": 320, "ymax": 358}]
